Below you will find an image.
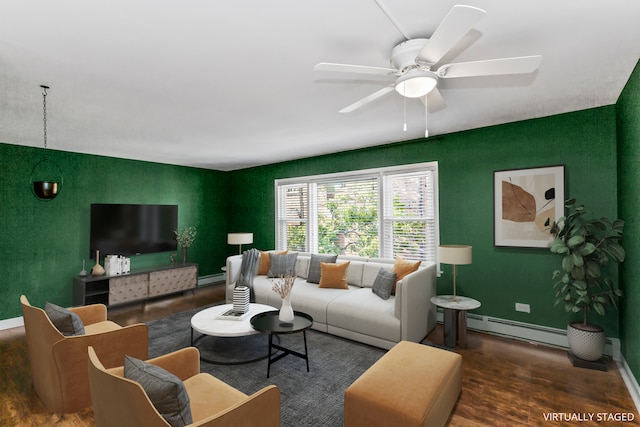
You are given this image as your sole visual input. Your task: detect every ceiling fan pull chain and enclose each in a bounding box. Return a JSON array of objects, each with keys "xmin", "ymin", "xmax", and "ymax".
[
  {"xmin": 403, "ymin": 81, "xmax": 407, "ymax": 131},
  {"xmin": 424, "ymin": 97, "xmax": 429, "ymax": 138}
]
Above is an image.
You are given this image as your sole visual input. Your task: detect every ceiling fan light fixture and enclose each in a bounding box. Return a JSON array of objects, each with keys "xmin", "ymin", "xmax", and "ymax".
[{"xmin": 394, "ymin": 70, "xmax": 437, "ymax": 98}]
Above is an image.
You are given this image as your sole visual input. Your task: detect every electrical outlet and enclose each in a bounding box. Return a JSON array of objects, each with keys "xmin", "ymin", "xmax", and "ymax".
[{"xmin": 515, "ymin": 303, "xmax": 530, "ymax": 313}]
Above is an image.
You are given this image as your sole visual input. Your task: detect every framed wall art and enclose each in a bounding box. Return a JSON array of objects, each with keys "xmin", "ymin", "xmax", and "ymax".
[{"xmin": 494, "ymin": 165, "xmax": 565, "ymax": 248}]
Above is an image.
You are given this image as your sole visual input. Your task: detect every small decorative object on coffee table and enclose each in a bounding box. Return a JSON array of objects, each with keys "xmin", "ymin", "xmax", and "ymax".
[
  {"xmin": 431, "ymin": 295, "xmax": 480, "ymax": 348},
  {"xmin": 233, "ymin": 286, "xmax": 250, "ymax": 314},
  {"xmin": 250, "ymin": 310, "xmax": 313, "ymax": 378}
]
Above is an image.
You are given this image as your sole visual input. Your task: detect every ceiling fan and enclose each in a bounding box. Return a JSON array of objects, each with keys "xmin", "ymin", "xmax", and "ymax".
[{"xmin": 314, "ymin": 2, "xmax": 542, "ymax": 137}]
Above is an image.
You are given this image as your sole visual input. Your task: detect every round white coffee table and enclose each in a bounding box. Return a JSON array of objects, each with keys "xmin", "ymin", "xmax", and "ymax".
[
  {"xmin": 431, "ymin": 295, "xmax": 481, "ymax": 349},
  {"xmin": 190, "ymin": 303, "xmax": 275, "ymax": 364}
]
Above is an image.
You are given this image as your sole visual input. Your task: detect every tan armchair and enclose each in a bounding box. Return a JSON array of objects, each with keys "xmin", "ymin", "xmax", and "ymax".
[
  {"xmin": 87, "ymin": 346, "xmax": 281, "ymax": 427},
  {"xmin": 20, "ymin": 295, "xmax": 148, "ymax": 414}
]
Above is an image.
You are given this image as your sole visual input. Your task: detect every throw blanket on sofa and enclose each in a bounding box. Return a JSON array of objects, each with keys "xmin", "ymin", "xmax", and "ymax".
[{"xmin": 236, "ymin": 248, "xmax": 260, "ymax": 302}]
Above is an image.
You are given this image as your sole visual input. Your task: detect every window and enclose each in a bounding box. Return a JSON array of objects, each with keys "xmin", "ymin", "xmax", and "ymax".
[{"xmin": 275, "ymin": 162, "xmax": 439, "ymax": 263}]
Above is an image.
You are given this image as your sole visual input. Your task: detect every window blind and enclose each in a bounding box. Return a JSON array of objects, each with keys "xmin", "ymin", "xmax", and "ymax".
[{"xmin": 276, "ymin": 162, "xmax": 438, "ymax": 262}]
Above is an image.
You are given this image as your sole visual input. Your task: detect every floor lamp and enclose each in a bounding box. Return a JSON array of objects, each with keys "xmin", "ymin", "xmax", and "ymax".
[
  {"xmin": 228, "ymin": 233, "xmax": 253, "ymax": 255},
  {"xmin": 439, "ymin": 245, "xmax": 472, "ymax": 301}
]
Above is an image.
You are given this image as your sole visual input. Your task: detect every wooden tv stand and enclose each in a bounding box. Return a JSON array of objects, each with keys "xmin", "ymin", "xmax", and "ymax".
[{"xmin": 73, "ymin": 263, "xmax": 198, "ymax": 307}]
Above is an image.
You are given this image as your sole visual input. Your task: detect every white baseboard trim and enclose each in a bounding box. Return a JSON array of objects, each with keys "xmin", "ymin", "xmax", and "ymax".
[
  {"xmin": 435, "ymin": 310, "xmax": 621, "ymax": 361},
  {"xmin": 619, "ymin": 356, "xmax": 640, "ymax": 414},
  {"xmin": 0, "ymin": 316, "xmax": 24, "ymax": 331}
]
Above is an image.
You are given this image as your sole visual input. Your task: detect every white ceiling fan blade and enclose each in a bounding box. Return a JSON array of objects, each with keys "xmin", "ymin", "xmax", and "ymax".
[
  {"xmin": 314, "ymin": 62, "xmax": 398, "ymax": 76},
  {"xmin": 339, "ymin": 85, "xmax": 395, "ymax": 113},
  {"xmin": 437, "ymin": 55, "xmax": 542, "ymax": 78},
  {"xmin": 420, "ymin": 87, "xmax": 447, "ymax": 113},
  {"xmin": 372, "ymin": 0, "xmax": 411, "ymax": 40},
  {"xmin": 416, "ymin": 5, "xmax": 486, "ymax": 65}
]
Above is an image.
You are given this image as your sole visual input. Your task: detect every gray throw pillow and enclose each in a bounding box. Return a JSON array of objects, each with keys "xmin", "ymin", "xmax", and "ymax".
[
  {"xmin": 268, "ymin": 252, "xmax": 299, "ymax": 278},
  {"xmin": 307, "ymin": 254, "xmax": 338, "ymax": 284},
  {"xmin": 124, "ymin": 355, "xmax": 192, "ymax": 427},
  {"xmin": 372, "ymin": 268, "xmax": 396, "ymax": 300},
  {"xmin": 44, "ymin": 302, "xmax": 85, "ymax": 336}
]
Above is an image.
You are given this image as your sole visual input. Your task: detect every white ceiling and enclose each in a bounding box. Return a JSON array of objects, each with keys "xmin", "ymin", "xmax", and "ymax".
[{"xmin": 1, "ymin": 1, "xmax": 639, "ymax": 171}]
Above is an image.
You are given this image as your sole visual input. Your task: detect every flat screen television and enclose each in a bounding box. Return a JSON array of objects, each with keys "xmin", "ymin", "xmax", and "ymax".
[{"xmin": 90, "ymin": 204, "xmax": 178, "ymax": 258}]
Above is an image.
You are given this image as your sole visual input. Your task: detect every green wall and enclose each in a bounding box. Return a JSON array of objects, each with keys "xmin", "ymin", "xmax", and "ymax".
[
  {"xmin": 227, "ymin": 106, "xmax": 619, "ymax": 335},
  {"xmin": 617, "ymin": 60, "xmax": 640, "ymax": 381},
  {"xmin": 2, "ymin": 82, "xmax": 635, "ymax": 383},
  {"xmin": 0, "ymin": 143, "xmax": 228, "ymax": 319},
  {"xmin": 0, "ymin": 97, "xmax": 628, "ymax": 344}
]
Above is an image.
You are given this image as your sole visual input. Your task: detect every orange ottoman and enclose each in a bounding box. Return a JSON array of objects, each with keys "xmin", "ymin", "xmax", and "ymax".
[{"xmin": 344, "ymin": 341, "xmax": 462, "ymax": 427}]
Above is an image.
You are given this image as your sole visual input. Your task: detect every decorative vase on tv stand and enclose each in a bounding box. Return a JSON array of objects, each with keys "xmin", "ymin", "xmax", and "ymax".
[
  {"xmin": 174, "ymin": 226, "xmax": 197, "ymax": 264},
  {"xmin": 91, "ymin": 250, "xmax": 105, "ymax": 276}
]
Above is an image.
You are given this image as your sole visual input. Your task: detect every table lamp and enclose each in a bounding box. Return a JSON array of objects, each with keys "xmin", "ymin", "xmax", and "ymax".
[
  {"xmin": 228, "ymin": 233, "xmax": 253, "ymax": 255},
  {"xmin": 439, "ymin": 245, "xmax": 472, "ymax": 301}
]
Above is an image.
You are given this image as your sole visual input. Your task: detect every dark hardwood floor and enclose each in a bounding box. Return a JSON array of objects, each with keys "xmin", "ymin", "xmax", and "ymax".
[{"xmin": 1, "ymin": 283, "xmax": 638, "ymax": 426}]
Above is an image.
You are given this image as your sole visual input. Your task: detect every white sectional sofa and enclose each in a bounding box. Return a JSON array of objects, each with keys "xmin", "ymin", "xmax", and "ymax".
[{"xmin": 225, "ymin": 252, "xmax": 437, "ymax": 350}]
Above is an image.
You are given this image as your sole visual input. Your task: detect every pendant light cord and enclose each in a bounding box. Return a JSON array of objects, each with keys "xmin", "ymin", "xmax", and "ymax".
[{"xmin": 41, "ymin": 85, "xmax": 49, "ymax": 149}]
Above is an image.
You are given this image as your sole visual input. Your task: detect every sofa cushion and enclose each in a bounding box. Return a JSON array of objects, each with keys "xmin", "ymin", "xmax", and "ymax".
[
  {"xmin": 268, "ymin": 253, "xmax": 298, "ymax": 277},
  {"xmin": 294, "ymin": 255, "xmax": 310, "ymax": 279},
  {"xmin": 319, "ymin": 261, "xmax": 350, "ymax": 289},
  {"xmin": 124, "ymin": 355, "xmax": 192, "ymax": 427},
  {"xmin": 392, "ymin": 256, "xmax": 421, "ymax": 294},
  {"xmin": 288, "ymin": 280, "xmax": 358, "ymax": 326},
  {"xmin": 344, "ymin": 261, "xmax": 365, "ymax": 287},
  {"xmin": 372, "ymin": 268, "xmax": 397, "ymax": 300},
  {"xmin": 362, "ymin": 262, "xmax": 394, "ymax": 288},
  {"xmin": 307, "ymin": 254, "xmax": 338, "ymax": 284},
  {"xmin": 258, "ymin": 250, "xmax": 287, "ymax": 275},
  {"xmin": 44, "ymin": 302, "xmax": 85, "ymax": 336},
  {"xmin": 327, "ymin": 288, "xmax": 401, "ymax": 342}
]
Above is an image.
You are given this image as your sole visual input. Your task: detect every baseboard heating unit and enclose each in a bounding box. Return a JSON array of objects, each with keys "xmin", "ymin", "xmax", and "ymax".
[{"xmin": 435, "ymin": 310, "xmax": 621, "ymax": 361}]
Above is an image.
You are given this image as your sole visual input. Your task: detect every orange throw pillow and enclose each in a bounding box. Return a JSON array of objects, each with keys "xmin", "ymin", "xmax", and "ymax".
[
  {"xmin": 318, "ymin": 261, "xmax": 350, "ymax": 289},
  {"xmin": 258, "ymin": 250, "xmax": 287, "ymax": 275},
  {"xmin": 391, "ymin": 256, "xmax": 421, "ymax": 294}
]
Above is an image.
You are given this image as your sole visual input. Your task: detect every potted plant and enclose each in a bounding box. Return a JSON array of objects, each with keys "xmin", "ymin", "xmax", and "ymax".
[
  {"xmin": 548, "ymin": 199, "xmax": 625, "ymax": 362},
  {"xmin": 174, "ymin": 226, "xmax": 197, "ymax": 263}
]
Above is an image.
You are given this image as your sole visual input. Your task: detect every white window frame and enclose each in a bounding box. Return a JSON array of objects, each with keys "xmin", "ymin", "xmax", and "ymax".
[{"xmin": 274, "ymin": 162, "xmax": 439, "ymax": 263}]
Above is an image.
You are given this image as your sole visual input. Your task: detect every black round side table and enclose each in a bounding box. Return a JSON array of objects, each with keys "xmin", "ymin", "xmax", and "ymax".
[{"xmin": 250, "ymin": 310, "xmax": 313, "ymax": 377}]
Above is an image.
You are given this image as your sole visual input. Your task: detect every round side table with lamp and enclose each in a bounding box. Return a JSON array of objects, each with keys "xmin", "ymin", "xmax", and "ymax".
[
  {"xmin": 436, "ymin": 244, "xmax": 477, "ymax": 348},
  {"xmin": 431, "ymin": 295, "xmax": 481, "ymax": 348}
]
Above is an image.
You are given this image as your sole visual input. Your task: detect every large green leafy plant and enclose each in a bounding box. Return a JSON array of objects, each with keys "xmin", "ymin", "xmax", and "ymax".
[{"xmin": 548, "ymin": 199, "xmax": 625, "ymax": 327}]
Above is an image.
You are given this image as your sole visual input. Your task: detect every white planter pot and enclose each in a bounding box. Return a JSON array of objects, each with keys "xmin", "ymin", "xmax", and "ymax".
[{"xmin": 567, "ymin": 322, "xmax": 605, "ymax": 361}]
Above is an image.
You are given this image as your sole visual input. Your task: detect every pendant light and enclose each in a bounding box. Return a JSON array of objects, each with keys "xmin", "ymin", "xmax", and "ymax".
[{"xmin": 31, "ymin": 85, "xmax": 63, "ymax": 200}]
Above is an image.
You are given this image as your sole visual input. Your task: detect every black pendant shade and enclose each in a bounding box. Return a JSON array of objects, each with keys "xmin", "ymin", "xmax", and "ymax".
[{"xmin": 33, "ymin": 181, "xmax": 60, "ymax": 199}]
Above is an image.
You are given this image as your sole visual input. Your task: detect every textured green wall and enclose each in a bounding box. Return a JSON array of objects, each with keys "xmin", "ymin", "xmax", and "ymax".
[
  {"xmin": 0, "ymin": 102, "xmax": 626, "ymax": 344},
  {"xmin": 0, "ymin": 143, "xmax": 228, "ymax": 319},
  {"xmin": 617, "ymin": 60, "xmax": 640, "ymax": 381},
  {"xmin": 227, "ymin": 106, "xmax": 619, "ymax": 335}
]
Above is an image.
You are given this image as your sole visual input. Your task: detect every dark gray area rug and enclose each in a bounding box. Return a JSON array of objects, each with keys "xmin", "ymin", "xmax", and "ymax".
[{"xmin": 147, "ymin": 305, "xmax": 387, "ymax": 427}]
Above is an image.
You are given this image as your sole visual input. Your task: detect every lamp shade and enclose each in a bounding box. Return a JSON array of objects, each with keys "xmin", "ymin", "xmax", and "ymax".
[
  {"xmin": 439, "ymin": 245, "xmax": 472, "ymax": 265},
  {"xmin": 227, "ymin": 233, "xmax": 253, "ymax": 245}
]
